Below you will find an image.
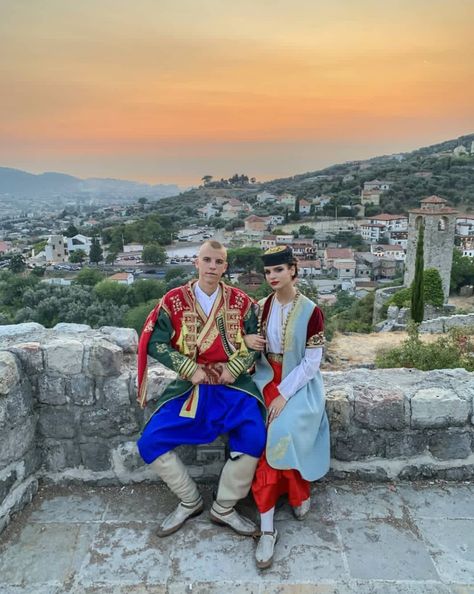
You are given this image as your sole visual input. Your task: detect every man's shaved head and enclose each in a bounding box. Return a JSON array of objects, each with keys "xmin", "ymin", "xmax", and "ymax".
[{"xmin": 198, "ymin": 240, "xmax": 227, "ymax": 260}]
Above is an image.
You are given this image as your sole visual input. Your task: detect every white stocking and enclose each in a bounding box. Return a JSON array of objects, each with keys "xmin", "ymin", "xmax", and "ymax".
[{"xmin": 260, "ymin": 507, "xmax": 275, "ymax": 532}]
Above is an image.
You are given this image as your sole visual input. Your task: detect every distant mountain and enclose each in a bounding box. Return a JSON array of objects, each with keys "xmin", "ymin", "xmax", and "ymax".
[{"xmin": 0, "ymin": 167, "xmax": 180, "ymax": 199}]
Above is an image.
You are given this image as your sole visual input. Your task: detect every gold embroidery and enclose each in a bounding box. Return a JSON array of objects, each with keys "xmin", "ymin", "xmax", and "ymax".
[
  {"xmin": 306, "ymin": 331, "xmax": 325, "ymax": 347},
  {"xmin": 144, "ymin": 319, "xmax": 155, "ymax": 333}
]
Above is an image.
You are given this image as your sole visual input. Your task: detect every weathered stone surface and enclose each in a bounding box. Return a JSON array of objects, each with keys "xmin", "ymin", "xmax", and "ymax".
[
  {"xmin": 3, "ymin": 383, "xmax": 34, "ymax": 427},
  {"xmin": 8, "ymin": 342, "xmax": 44, "ymax": 374},
  {"xmin": 68, "ymin": 376, "xmax": 95, "ymax": 406},
  {"xmin": 332, "ymin": 429, "xmax": 385, "ymax": 461},
  {"xmin": 53, "ymin": 323, "xmax": 91, "ymax": 333},
  {"xmin": 100, "ymin": 326, "xmax": 138, "ymax": 353},
  {"xmin": 111, "ymin": 441, "xmax": 144, "ymax": 473},
  {"xmin": 80, "ymin": 442, "xmax": 112, "ymax": 471},
  {"xmin": 100, "ymin": 372, "xmax": 132, "ymax": 406},
  {"xmin": 0, "ymin": 417, "xmax": 36, "ymax": 467},
  {"xmin": 325, "ymin": 386, "xmax": 352, "ymax": 431},
  {"xmin": 411, "ymin": 388, "xmax": 470, "ymax": 428},
  {"xmin": 144, "ymin": 364, "xmax": 176, "ymax": 402},
  {"xmin": 42, "ymin": 439, "xmax": 82, "ymax": 471},
  {"xmin": 84, "ymin": 339, "xmax": 123, "ymax": 377},
  {"xmin": 384, "ymin": 431, "xmax": 428, "ymax": 458},
  {"xmin": 38, "ymin": 408, "xmax": 76, "ymax": 439},
  {"xmin": 354, "ymin": 386, "xmax": 405, "ymax": 430},
  {"xmin": 0, "ymin": 322, "xmax": 43, "ymax": 339},
  {"xmin": 428, "ymin": 430, "xmax": 472, "ymax": 460},
  {"xmin": 37, "ymin": 375, "xmax": 68, "ymax": 405},
  {"xmin": 80, "ymin": 408, "xmax": 138, "ymax": 438},
  {"xmin": 0, "ymin": 469, "xmax": 17, "ymax": 503},
  {"xmin": 0, "ymin": 351, "xmax": 20, "ymax": 395},
  {"xmin": 43, "ymin": 338, "xmax": 84, "ymax": 375}
]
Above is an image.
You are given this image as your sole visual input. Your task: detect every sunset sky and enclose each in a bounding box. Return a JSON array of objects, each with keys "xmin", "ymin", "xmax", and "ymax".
[{"xmin": 1, "ymin": 0, "xmax": 473, "ymax": 186}]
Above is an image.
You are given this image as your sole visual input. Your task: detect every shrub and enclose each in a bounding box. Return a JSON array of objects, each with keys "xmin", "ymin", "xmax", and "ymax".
[{"xmin": 375, "ymin": 323, "xmax": 474, "ymax": 371}]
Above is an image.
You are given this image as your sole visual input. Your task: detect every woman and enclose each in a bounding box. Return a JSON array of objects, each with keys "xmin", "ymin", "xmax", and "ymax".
[{"xmin": 244, "ymin": 245, "xmax": 330, "ymax": 570}]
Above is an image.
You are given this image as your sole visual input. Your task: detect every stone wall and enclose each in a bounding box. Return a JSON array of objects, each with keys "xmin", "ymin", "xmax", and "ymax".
[{"xmin": 1, "ymin": 323, "xmax": 474, "ymax": 534}]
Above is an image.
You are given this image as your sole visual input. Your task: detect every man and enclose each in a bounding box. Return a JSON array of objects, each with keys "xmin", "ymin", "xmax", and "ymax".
[{"xmin": 137, "ymin": 240, "xmax": 266, "ymax": 537}]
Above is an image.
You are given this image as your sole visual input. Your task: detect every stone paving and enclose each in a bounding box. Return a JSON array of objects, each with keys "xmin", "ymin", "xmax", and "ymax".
[{"xmin": 0, "ymin": 480, "xmax": 473, "ymax": 594}]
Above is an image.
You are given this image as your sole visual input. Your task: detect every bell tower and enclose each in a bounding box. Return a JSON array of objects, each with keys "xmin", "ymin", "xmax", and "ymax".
[{"xmin": 404, "ymin": 196, "xmax": 458, "ymax": 302}]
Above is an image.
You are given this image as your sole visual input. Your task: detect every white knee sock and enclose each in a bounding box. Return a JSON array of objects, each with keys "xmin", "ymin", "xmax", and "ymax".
[{"xmin": 260, "ymin": 507, "xmax": 275, "ymax": 532}]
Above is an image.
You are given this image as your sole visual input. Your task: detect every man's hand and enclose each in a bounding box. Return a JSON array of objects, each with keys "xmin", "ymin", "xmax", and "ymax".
[
  {"xmin": 267, "ymin": 394, "xmax": 286, "ymax": 425},
  {"xmin": 218, "ymin": 365, "xmax": 236, "ymax": 385},
  {"xmin": 190, "ymin": 366, "xmax": 208, "ymax": 385}
]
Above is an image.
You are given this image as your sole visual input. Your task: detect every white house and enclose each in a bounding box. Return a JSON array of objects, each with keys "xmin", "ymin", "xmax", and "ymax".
[
  {"xmin": 197, "ymin": 203, "xmax": 219, "ymax": 219},
  {"xmin": 256, "ymin": 191, "xmax": 277, "ymax": 204},
  {"xmin": 360, "ymin": 223, "xmax": 384, "ymax": 242},
  {"xmin": 456, "ymin": 217, "xmax": 474, "ymax": 237},
  {"xmin": 299, "ymin": 199, "xmax": 312, "ymax": 215},
  {"xmin": 108, "ymin": 272, "xmax": 134, "ymax": 285},
  {"xmin": 67, "ymin": 234, "xmax": 92, "ymax": 256}
]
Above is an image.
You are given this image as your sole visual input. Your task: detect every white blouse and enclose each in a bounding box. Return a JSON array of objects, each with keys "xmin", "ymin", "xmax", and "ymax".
[
  {"xmin": 266, "ymin": 297, "xmax": 323, "ymax": 401},
  {"xmin": 194, "ymin": 283, "xmax": 219, "ymax": 317}
]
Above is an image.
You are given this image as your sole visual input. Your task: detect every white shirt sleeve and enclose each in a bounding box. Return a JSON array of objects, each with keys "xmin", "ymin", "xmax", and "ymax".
[{"xmin": 278, "ymin": 347, "xmax": 323, "ymax": 400}]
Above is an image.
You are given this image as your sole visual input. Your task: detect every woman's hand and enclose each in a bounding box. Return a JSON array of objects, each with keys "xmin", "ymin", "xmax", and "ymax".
[
  {"xmin": 243, "ymin": 333, "xmax": 266, "ymax": 351},
  {"xmin": 267, "ymin": 394, "xmax": 287, "ymax": 424}
]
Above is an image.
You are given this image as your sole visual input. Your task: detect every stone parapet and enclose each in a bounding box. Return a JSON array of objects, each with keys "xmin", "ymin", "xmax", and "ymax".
[{"xmin": 1, "ymin": 323, "xmax": 474, "ymax": 534}]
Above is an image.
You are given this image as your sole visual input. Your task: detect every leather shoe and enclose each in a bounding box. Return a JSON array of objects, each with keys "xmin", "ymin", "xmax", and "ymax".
[
  {"xmin": 293, "ymin": 497, "xmax": 311, "ymax": 520},
  {"xmin": 210, "ymin": 503, "xmax": 257, "ymax": 536},
  {"xmin": 255, "ymin": 529, "xmax": 278, "ymax": 569},
  {"xmin": 156, "ymin": 497, "xmax": 204, "ymax": 537}
]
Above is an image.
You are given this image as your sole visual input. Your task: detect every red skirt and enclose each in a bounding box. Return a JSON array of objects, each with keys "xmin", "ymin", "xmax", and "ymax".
[{"xmin": 251, "ymin": 360, "xmax": 310, "ymax": 513}]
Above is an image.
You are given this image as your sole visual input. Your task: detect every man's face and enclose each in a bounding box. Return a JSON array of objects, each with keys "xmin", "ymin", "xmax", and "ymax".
[{"xmin": 195, "ymin": 244, "xmax": 228, "ymax": 288}]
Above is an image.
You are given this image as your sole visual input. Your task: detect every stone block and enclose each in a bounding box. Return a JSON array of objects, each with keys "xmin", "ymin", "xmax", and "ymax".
[
  {"xmin": 325, "ymin": 386, "xmax": 352, "ymax": 431},
  {"xmin": 387, "ymin": 305, "xmax": 399, "ymax": 320},
  {"xmin": 0, "ymin": 322, "xmax": 44, "ymax": 339},
  {"xmin": 80, "ymin": 407, "xmax": 139, "ymax": 438},
  {"xmin": 41, "ymin": 438, "xmax": 82, "ymax": 471},
  {"xmin": 100, "ymin": 326, "xmax": 138, "ymax": 353},
  {"xmin": 67, "ymin": 376, "xmax": 95, "ymax": 406},
  {"xmin": 411, "ymin": 388, "xmax": 470, "ymax": 428},
  {"xmin": 84, "ymin": 339, "xmax": 123, "ymax": 377},
  {"xmin": 428, "ymin": 430, "xmax": 472, "ymax": 460},
  {"xmin": 0, "ymin": 351, "xmax": 20, "ymax": 395},
  {"xmin": 111, "ymin": 441, "xmax": 145, "ymax": 473},
  {"xmin": 53, "ymin": 323, "xmax": 91, "ymax": 333},
  {"xmin": 38, "ymin": 408, "xmax": 76, "ymax": 439},
  {"xmin": 80, "ymin": 442, "xmax": 112, "ymax": 471},
  {"xmin": 384, "ymin": 431, "xmax": 428, "ymax": 458},
  {"xmin": 0, "ymin": 417, "xmax": 37, "ymax": 467},
  {"xmin": 100, "ymin": 372, "xmax": 132, "ymax": 406},
  {"xmin": 8, "ymin": 342, "xmax": 44, "ymax": 374},
  {"xmin": 145, "ymin": 364, "xmax": 176, "ymax": 402},
  {"xmin": 354, "ymin": 386, "xmax": 405, "ymax": 430},
  {"xmin": 3, "ymin": 383, "xmax": 34, "ymax": 427},
  {"xmin": 43, "ymin": 338, "xmax": 84, "ymax": 375},
  {"xmin": 0, "ymin": 469, "xmax": 17, "ymax": 503},
  {"xmin": 37, "ymin": 375, "xmax": 68, "ymax": 405},
  {"xmin": 332, "ymin": 428, "xmax": 385, "ymax": 461}
]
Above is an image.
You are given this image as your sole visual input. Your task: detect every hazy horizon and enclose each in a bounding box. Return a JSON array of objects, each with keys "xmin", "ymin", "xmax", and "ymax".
[{"xmin": 1, "ymin": 0, "xmax": 473, "ymax": 185}]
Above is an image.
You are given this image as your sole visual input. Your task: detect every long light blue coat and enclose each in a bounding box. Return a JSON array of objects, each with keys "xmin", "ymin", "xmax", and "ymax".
[{"xmin": 252, "ymin": 293, "xmax": 330, "ymax": 481}]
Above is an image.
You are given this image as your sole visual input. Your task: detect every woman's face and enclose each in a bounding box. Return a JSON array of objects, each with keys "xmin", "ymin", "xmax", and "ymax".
[{"xmin": 264, "ymin": 263, "xmax": 295, "ymax": 291}]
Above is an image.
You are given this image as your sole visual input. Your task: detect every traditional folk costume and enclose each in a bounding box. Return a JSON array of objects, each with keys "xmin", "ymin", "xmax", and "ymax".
[
  {"xmin": 137, "ymin": 279, "xmax": 266, "ymax": 537},
  {"xmin": 251, "ymin": 289, "xmax": 330, "ymax": 514}
]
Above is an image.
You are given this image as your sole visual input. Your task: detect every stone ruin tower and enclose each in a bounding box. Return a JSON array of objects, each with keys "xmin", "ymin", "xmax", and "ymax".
[{"xmin": 404, "ymin": 195, "xmax": 458, "ymax": 302}]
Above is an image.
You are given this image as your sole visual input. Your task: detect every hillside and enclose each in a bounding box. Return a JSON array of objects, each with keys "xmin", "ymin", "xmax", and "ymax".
[{"xmin": 258, "ymin": 133, "xmax": 474, "ymax": 214}]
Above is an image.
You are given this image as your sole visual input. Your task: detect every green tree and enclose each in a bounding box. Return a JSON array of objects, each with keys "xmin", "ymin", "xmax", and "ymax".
[
  {"xmin": 138, "ymin": 197, "xmax": 148, "ymax": 205},
  {"xmin": 123, "ymin": 299, "xmax": 157, "ymax": 333},
  {"xmin": 450, "ymin": 249, "xmax": 474, "ymax": 293},
  {"xmin": 89, "ymin": 238, "xmax": 103, "ymax": 264},
  {"xmin": 165, "ymin": 267, "xmax": 187, "ymax": 282},
  {"xmin": 93, "ymin": 280, "xmax": 129, "ymax": 306},
  {"xmin": 64, "ymin": 224, "xmax": 79, "ymax": 237},
  {"xmin": 127, "ymin": 279, "xmax": 166, "ymax": 306},
  {"xmin": 411, "ymin": 224, "xmax": 425, "ymax": 323},
  {"xmin": 142, "ymin": 243, "xmax": 167, "ymax": 265},
  {"xmin": 227, "ymin": 247, "xmax": 263, "ymax": 273},
  {"xmin": 75, "ymin": 267, "xmax": 105, "ymax": 287},
  {"xmin": 9, "ymin": 254, "xmax": 26, "ymax": 273},
  {"xmin": 69, "ymin": 249, "xmax": 86, "ymax": 263},
  {"xmin": 423, "ymin": 268, "xmax": 444, "ymax": 307}
]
